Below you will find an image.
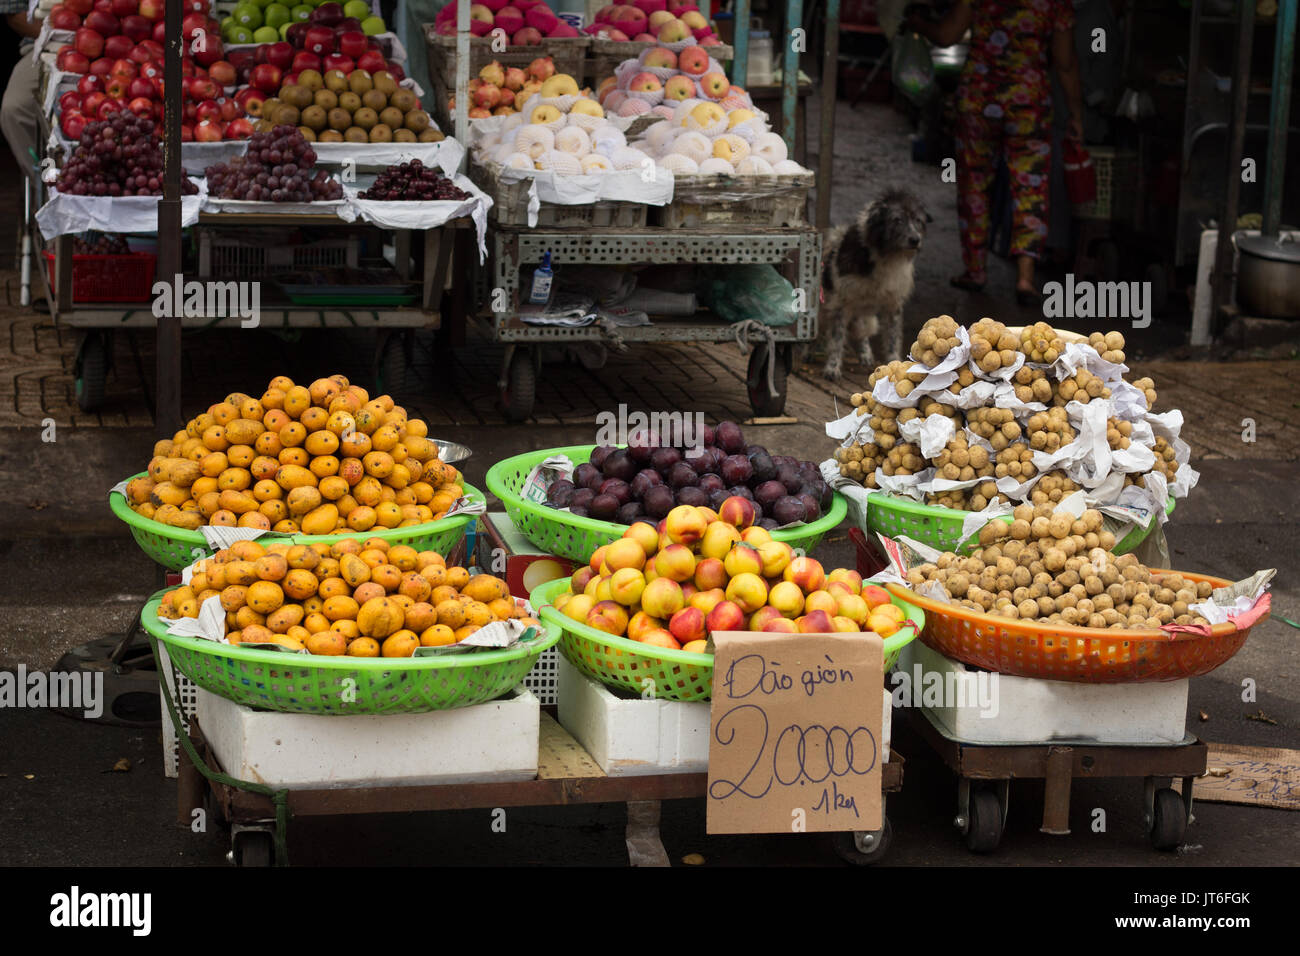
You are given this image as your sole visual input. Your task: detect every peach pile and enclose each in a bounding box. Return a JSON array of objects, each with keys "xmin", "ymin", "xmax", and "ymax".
[
  {"xmin": 549, "ymin": 497, "xmax": 904, "ymax": 653},
  {"xmin": 157, "ymin": 537, "xmax": 539, "ymax": 656}
]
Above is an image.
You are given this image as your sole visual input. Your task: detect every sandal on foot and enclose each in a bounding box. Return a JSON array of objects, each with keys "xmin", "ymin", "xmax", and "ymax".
[{"xmin": 949, "ymin": 274, "xmax": 985, "ymax": 293}]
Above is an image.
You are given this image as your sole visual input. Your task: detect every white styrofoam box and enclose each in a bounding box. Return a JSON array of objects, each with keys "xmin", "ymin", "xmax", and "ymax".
[
  {"xmin": 895, "ymin": 639, "xmax": 1190, "ymax": 745},
  {"xmin": 557, "ymin": 657, "xmax": 711, "ymax": 776},
  {"xmin": 196, "ymin": 685, "xmax": 539, "ymax": 789}
]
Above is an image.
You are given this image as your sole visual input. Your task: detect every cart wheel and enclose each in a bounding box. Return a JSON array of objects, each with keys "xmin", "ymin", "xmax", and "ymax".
[
  {"xmin": 831, "ymin": 817, "xmax": 892, "ymax": 866},
  {"xmin": 1096, "ymin": 241, "xmax": 1119, "ymax": 281},
  {"xmin": 1149, "ymin": 787, "xmax": 1186, "ymax": 851},
  {"xmin": 965, "ymin": 788, "xmax": 1003, "ymax": 854},
  {"xmin": 746, "ymin": 344, "xmax": 788, "ymax": 417},
  {"xmin": 502, "ymin": 350, "xmax": 535, "ymax": 422},
  {"xmin": 377, "ymin": 332, "xmax": 408, "ymax": 397},
  {"xmin": 231, "ymin": 829, "xmax": 274, "ymax": 867},
  {"xmin": 75, "ymin": 332, "xmax": 107, "ymax": 412},
  {"xmin": 1145, "ymin": 263, "xmax": 1169, "ymax": 314}
]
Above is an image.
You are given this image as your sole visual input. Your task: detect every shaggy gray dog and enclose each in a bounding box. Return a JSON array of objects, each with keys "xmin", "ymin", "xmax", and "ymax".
[{"xmin": 818, "ymin": 189, "xmax": 930, "ymax": 380}]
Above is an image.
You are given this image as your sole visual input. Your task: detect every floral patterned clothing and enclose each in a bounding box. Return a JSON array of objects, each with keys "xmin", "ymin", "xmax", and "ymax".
[{"xmin": 955, "ymin": 0, "xmax": 1075, "ymax": 280}]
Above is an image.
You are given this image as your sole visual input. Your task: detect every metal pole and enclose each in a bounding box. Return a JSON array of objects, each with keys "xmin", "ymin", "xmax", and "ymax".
[
  {"xmin": 817, "ymin": 0, "xmax": 840, "ymax": 229},
  {"xmin": 732, "ymin": 0, "xmax": 751, "ymax": 87},
  {"xmin": 454, "ymin": 0, "xmax": 469, "ymax": 156},
  {"xmin": 781, "ymin": 0, "xmax": 803, "ymax": 157},
  {"xmin": 1262, "ymin": 0, "xmax": 1297, "ymax": 237},
  {"xmin": 1208, "ymin": 0, "xmax": 1256, "ymax": 327},
  {"xmin": 156, "ymin": 0, "xmax": 184, "ymax": 437}
]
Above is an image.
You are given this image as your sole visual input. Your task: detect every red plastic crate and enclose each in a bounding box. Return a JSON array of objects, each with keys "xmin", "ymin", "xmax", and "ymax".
[{"xmin": 44, "ymin": 250, "xmax": 157, "ymax": 303}]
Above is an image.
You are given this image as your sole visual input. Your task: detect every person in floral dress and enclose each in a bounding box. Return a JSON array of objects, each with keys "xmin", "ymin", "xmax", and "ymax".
[{"xmin": 908, "ymin": 0, "xmax": 1085, "ymax": 303}]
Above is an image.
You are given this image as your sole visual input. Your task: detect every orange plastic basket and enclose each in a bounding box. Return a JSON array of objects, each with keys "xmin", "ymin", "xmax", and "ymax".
[{"xmin": 886, "ymin": 570, "xmax": 1264, "ymax": 683}]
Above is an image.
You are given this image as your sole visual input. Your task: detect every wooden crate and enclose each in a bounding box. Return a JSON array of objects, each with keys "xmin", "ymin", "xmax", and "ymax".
[
  {"xmin": 585, "ymin": 39, "xmax": 733, "ymax": 85},
  {"xmin": 470, "ymin": 159, "xmax": 649, "ymax": 228},
  {"xmin": 653, "ymin": 172, "xmax": 811, "ymax": 229},
  {"xmin": 424, "ymin": 29, "xmax": 590, "ymax": 93}
]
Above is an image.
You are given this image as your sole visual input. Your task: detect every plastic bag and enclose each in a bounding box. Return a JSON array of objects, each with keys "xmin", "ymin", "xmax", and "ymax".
[
  {"xmin": 701, "ymin": 264, "xmax": 796, "ymax": 327},
  {"xmin": 892, "ymin": 32, "xmax": 935, "ymax": 105}
]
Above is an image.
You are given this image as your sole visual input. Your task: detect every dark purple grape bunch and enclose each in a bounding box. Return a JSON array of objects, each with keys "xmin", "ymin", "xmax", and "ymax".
[
  {"xmin": 57, "ymin": 114, "xmax": 199, "ymax": 197},
  {"xmin": 358, "ymin": 159, "xmax": 469, "ymax": 201},
  {"xmin": 544, "ymin": 419, "xmax": 833, "ymax": 529},
  {"xmin": 203, "ymin": 125, "xmax": 341, "ymax": 202}
]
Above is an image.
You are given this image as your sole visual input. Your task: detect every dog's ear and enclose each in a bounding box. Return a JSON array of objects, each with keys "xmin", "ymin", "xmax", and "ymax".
[{"xmin": 924, "ymin": 207, "xmax": 934, "ymax": 224}]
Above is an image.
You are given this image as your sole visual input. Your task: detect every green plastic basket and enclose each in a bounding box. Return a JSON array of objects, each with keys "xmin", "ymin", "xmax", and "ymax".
[
  {"xmin": 110, "ymin": 474, "xmax": 485, "ymax": 570},
  {"xmin": 142, "ymin": 594, "xmax": 559, "ymax": 715},
  {"xmin": 865, "ymin": 492, "xmax": 1176, "ymax": 556},
  {"xmin": 532, "ymin": 577, "xmax": 924, "ymax": 703},
  {"xmin": 486, "ymin": 445, "xmax": 849, "ymax": 565}
]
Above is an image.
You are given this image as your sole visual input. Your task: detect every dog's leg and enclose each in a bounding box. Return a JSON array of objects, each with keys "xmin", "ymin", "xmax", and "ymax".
[
  {"xmin": 855, "ymin": 316, "xmax": 877, "ymax": 370},
  {"xmin": 821, "ymin": 306, "xmax": 846, "ymax": 381},
  {"xmin": 888, "ymin": 310, "xmax": 905, "ymax": 363}
]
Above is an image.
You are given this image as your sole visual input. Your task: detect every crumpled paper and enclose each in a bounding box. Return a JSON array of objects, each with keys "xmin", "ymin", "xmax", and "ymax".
[
  {"xmin": 521, "ymin": 454, "xmax": 575, "ymax": 506},
  {"xmin": 36, "ymin": 183, "xmax": 207, "ymax": 238},
  {"xmin": 899, "ymin": 412, "xmax": 956, "ymax": 460},
  {"xmin": 1050, "ymin": 341, "xmax": 1129, "ymax": 383}
]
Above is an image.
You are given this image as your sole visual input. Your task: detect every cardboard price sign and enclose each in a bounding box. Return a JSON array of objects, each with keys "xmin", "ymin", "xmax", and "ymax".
[{"xmin": 706, "ymin": 631, "xmax": 884, "ymax": 834}]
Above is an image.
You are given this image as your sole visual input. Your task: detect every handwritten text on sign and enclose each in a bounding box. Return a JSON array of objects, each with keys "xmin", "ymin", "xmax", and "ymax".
[{"xmin": 706, "ymin": 631, "xmax": 883, "ymax": 834}]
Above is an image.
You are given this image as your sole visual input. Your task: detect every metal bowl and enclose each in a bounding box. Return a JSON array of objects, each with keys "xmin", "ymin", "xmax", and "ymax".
[{"xmin": 433, "ymin": 439, "xmax": 472, "ymax": 464}]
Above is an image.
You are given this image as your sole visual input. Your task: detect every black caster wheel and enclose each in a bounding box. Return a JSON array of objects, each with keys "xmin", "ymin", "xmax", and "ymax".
[
  {"xmin": 1149, "ymin": 787, "xmax": 1187, "ymax": 851},
  {"xmin": 377, "ymin": 331, "xmax": 409, "ymax": 398},
  {"xmin": 831, "ymin": 817, "xmax": 893, "ymax": 866},
  {"xmin": 746, "ymin": 344, "xmax": 788, "ymax": 417},
  {"xmin": 75, "ymin": 331, "xmax": 108, "ymax": 412},
  {"xmin": 1096, "ymin": 241, "xmax": 1120, "ymax": 281},
  {"xmin": 502, "ymin": 349, "xmax": 536, "ymax": 422},
  {"xmin": 231, "ymin": 829, "xmax": 274, "ymax": 867},
  {"xmin": 965, "ymin": 788, "xmax": 1004, "ymax": 854}
]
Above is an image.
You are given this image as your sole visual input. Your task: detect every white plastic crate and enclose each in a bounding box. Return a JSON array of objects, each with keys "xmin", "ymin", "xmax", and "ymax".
[
  {"xmin": 896, "ymin": 638, "xmax": 1189, "ymax": 745},
  {"xmin": 158, "ymin": 644, "xmax": 197, "ymax": 779},
  {"xmin": 197, "ymin": 231, "xmax": 360, "ymax": 278},
  {"xmin": 195, "ymin": 685, "xmax": 540, "ymax": 789},
  {"xmin": 1072, "ymin": 146, "xmax": 1138, "ymax": 224}
]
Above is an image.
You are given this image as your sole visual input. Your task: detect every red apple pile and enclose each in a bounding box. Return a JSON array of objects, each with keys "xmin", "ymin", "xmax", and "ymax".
[
  {"xmin": 433, "ymin": 0, "xmax": 579, "ymax": 45},
  {"xmin": 253, "ymin": 5, "xmax": 405, "ymax": 88},
  {"xmin": 584, "ymin": 0, "xmax": 723, "ymax": 46},
  {"xmin": 56, "ymin": 112, "xmax": 201, "ymax": 196},
  {"xmin": 203, "ymin": 125, "xmax": 343, "ymax": 202},
  {"xmin": 450, "ymin": 56, "xmax": 554, "ymax": 118},
  {"xmin": 52, "ymin": 0, "xmax": 255, "ymax": 142},
  {"xmin": 596, "ymin": 43, "xmax": 748, "ymax": 119}
]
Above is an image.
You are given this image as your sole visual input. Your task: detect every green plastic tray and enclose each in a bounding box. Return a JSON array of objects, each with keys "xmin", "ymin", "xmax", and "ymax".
[
  {"xmin": 865, "ymin": 492, "xmax": 1176, "ymax": 556},
  {"xmin": 143, "ymin": 593, "xmax": 559, "ymax": 715},
  {"xmin": 110, "ymin": 474, "xmax": 485, "ymax": 570},
  {"xmin": 532, "ymin": 577, "xmax": 924, "ymax": 703},
  {"xmin": 486, "ymin": 445, "xmax": 849, "ymax": 565}
]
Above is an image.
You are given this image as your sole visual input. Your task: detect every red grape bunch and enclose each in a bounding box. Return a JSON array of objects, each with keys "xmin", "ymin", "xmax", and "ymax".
[
  {"xmin": 204, "ymin": 125, "xmax": 343, "ymax": 202},
  {"xmin": 56, "ymin": 114, "xmax": 199, "ymax": 197},
  {"xmin": 358, "ymin": 159, "xmax": 469, "ymax": 201}
]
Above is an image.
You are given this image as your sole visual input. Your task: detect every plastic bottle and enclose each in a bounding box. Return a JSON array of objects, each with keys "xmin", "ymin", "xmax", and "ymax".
[{"xmin": 529, "ymin": 250, "xmax": 554, "ymax": 305}]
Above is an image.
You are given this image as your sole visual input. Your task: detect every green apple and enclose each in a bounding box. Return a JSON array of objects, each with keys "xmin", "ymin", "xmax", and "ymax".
[
  {"xmin": 290, "ymin": 4, "xmax": 313, "ymax": 21},
  {"xmin": 279, "ymin": 21, "xmax": 293, "ymax": 38},
  {"xmin": 252, "ymin": 25, "xmax": 279, "ymax": 41},
  {"xmin": 342, "ymin": 0, "xmax": 371, "ymax": 18},
  {"xmin": 233, "ymin": 3, "xmax": 263, "ymax": 28},
  {"xmin": 264, "ymin": 2, "xmax": 291, "ymax": 29},
  {"xmin": 230, "ymin": 25, "xmax": 254, "ymax": 43},
  {"xmin": 361, "ymin": 15, "xmax": 385, "ymax": 34}
]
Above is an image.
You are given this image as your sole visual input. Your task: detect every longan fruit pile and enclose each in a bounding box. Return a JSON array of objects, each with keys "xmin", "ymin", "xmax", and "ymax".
[
  {"xmin": 1024, "ymin": 407, "xmax": 1076, "ymax": 453},
  {"xmin": 881, "ymin": 441, "xmax": 926, "ymax": 478},
  {"xmin": 835, "ymin": 442, "xmax": 883, "ymax": 488},
  {"xmin": 1127, "ymin": 436, "xmax": 1180, "ymax": 488},
  {"xmin": 1106, "ymin": 418, "xmax": 1134, "ymax": 451},
  {"xmin": 1131, "ymin": 376, "xmax": 1157, "ymax": 409},
  {"xmin": 926, "ymin": 480, "xmax": 1006, "ymax": 512},
  {"xmin": 1029, "ymin": 471, "xmax": 1080, "ymax": 505},
  {"xmin": 1088, "ymin": 330, "xmax": 1127, "ymax": 364},
  {"xmin": 943, "ymin": 366, "xmax": 978, "ymax": 400},
  {"xmin": 910, "ymin": 315, "xmax": 961, "ymax": 368},
  {"xmin": 994, "ymin": 443, "xmax": 1036, "ymax": 482},
  {"xmin": 918, "ymin": 397, "xmax": 962, "ymax": 425},
  {"xmin": 905, "ymin": 503, "xmax": 1213, "ymax": 628},
  {"xmin": 1019, "ymin": 321, "xmax": 1065, "ymax": 363},
  {"xmin": 966, "ymin": 407, "xmax": 1021, "ymax": 451},
  {"xmin": 932, "ymin": 433, "xmax": 994, "ymax": 482},
  {"xmin": 1011, "ymin": 364, "xmax": 1054, "ymax": 405},
  {"xmin": 1054, "ymin": 367, "xmax": 1111, "ymax": 406},
  {"xmin": 968, "ymin": 318, "xmax": 1022, "ymax": 373}
]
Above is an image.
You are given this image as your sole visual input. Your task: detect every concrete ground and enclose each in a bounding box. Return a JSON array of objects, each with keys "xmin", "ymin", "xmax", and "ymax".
[{"xmin": 0, "ymin": 99, "xmax": 1297, "ymax": 867}]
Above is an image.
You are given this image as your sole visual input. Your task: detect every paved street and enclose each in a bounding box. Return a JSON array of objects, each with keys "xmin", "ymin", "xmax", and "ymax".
[{"xmin": 0, "ymin": 98, "xmax": 1296, "ymax": 868}]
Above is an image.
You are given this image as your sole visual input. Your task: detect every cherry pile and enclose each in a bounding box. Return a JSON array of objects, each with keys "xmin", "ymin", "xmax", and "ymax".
[
  {"xmin": 203, "ymin": 125, "xmax": 343, "ymax": 202},
  {"xmin": 358, "ymin": 160, "xmax": 468, "ymax": 202},
  {"xmin": 56, "ymin": 114, "xmax": 199, "ymax": 197}
]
